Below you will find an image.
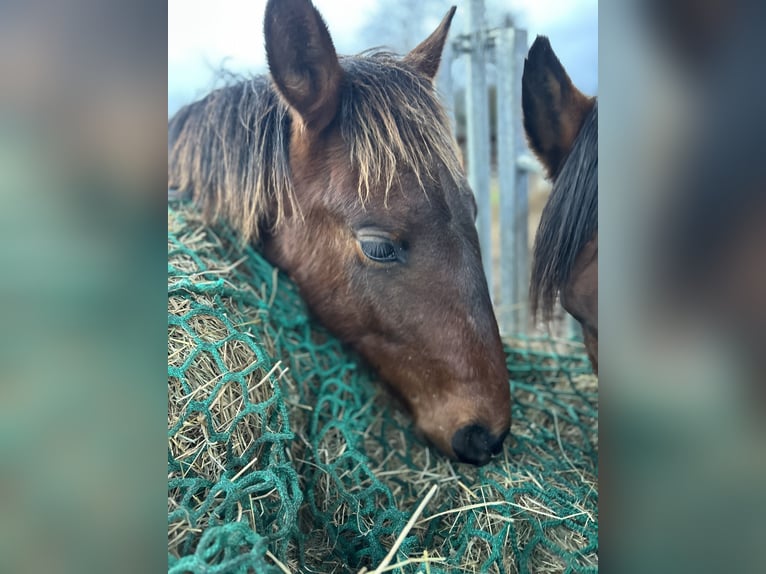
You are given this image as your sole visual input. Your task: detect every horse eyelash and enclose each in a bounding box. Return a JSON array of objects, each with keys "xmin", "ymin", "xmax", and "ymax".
[{"xmin": 363, "ymin": 241, "xmax": 395, "ymax": 259}]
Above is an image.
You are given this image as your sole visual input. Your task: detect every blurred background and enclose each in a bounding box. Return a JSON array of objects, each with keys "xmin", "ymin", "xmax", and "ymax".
[
  {"xmin": 601, "ymin": 0, "xmax": 766, "ymax": 571},
  {"xmin": 0, "ymin": 0, "xmax": 763, "ymax": 572},
  {"xmin": 168, "ymin": 0, "xmax": 597, "ymax": 116},
  {"xmin": 0, "ymin": 1, "xmax": 165, "ymax": 572}
]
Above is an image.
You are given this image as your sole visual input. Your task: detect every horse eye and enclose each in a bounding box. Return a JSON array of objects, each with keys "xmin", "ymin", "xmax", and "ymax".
[{"xmin": 360, "ymin": 239, "xmax": 398, "ymax": 262}]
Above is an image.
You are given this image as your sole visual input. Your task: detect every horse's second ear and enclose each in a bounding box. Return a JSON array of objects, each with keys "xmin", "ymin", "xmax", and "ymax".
[
  {"xmin": 264, "ymin": 0, "xmax": 343, "ymax": 132},
  {"xmin": 403, "ymin": 6, "xmax": 457, "ymax": 81},
  {"xmin": 522, "ymin": 36, "xmax": 595, "ymax": 178}
]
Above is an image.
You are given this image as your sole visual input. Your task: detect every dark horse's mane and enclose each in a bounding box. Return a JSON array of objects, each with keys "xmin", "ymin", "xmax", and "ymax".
[
  {"xmin": 529, "ymin": 102, "xmax": 598, "ymax": 320},
  {"xmin": 168, "ymin": 51, "xmax": 463, "ymax": 244}
]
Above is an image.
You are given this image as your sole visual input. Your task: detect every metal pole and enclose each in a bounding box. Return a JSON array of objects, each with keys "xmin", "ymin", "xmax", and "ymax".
[
  {"xmin": 512, "ymin": 28, "xmax": 529, "ymax": 332},
  {"xmin": 464, "ymin": 0, "xmax": 493, "ymax": 297},
  {"xmin": 496, "ymin": 24, "xmax": 516, "ymax": 335}
]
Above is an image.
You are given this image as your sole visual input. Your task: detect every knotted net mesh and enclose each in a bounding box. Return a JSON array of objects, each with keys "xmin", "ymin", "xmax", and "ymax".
[{"xmin": 168, "ymin": 202, "xmax": 597, "ymax": 574}]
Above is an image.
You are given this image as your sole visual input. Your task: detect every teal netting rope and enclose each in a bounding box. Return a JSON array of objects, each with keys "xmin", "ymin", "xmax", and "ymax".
[{"xmin": 168, "ymin": 202, "xmax": 598, "ymax": 573}]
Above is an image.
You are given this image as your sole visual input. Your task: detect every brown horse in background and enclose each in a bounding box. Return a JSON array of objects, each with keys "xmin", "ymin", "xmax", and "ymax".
[
  {"xmin": 168, "ymin": 0, "xmax": 510, "ymax": 465},
  {"xmin": 522, "ymin": 36, "xmax": 599, "ymax": 373}
]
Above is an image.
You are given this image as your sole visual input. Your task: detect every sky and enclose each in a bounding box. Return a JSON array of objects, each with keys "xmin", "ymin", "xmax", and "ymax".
[{"xmin": 168, "ymin": 0, "xmax": 597, "ymax": 114}]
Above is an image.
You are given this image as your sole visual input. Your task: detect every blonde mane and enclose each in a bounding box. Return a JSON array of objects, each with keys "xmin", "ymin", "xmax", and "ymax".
[{"xmin": 168, "ymin": 51, "xmax": 464, "ymax": 244}]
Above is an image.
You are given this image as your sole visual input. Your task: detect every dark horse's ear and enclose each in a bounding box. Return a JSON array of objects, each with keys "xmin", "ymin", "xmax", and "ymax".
[
  {"xmin": 403, "ymin": 6, "xmax": 457, "ymax": 81},
  {"xmin": 522, "ymin": 36, "xmax": 595, "ymax": 178},
  {"xmin": 264, "ymin": 0, "xmax": 343, "ymax": 133}
]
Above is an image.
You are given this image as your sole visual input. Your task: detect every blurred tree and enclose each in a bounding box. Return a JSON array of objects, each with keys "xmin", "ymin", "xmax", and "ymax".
[
  {"xmin": 360, "ymin": 0, "xmax": 452, "ymax": 54},
  {"xmin": 360, "ymin": 0, "xmax": 516, "ymax": 54},
  {"xmin": 361, "ymin": 0, "xmax": 520, "ymax": 167}
]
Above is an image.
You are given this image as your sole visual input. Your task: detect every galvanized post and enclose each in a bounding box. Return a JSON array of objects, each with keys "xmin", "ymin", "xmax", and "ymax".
[
  {"xmin": 512, "ymin": 28, "xmax": 529, "ymax": 332},
  {"xmin": 464, "ymin": 0, "xmax": 493, "ymax": 297},
  {"xmin": 496, "ymin": 24, "xmax": 516, "ymax": 335},
  {"xmin": 496, "ymin": 24, "xmax": 529, "ymax": 336}
]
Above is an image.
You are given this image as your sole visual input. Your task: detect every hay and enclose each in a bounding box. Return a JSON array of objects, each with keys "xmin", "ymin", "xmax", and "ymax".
[{"xmin": 167, "ymin": 201, "xmax": 598, "ymax": 573}]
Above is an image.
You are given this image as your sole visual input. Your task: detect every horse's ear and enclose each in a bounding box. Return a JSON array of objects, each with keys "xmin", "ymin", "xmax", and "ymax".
[
  {"xmin": 403, "ymin": 6, "xmax": 457, "ymax": 81},
  {"xmin": 522, "ymin": 36, "xmax": 595, "ymax": 178},
  {"xmin": 264, "ymin": 0, "xmax": 343, "ymax": 133}
]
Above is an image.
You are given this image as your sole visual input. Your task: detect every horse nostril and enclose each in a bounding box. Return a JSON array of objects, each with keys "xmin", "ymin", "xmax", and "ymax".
[{"xmin": 452, "ymin": 424, "xmax": 506, "ymax": 466}]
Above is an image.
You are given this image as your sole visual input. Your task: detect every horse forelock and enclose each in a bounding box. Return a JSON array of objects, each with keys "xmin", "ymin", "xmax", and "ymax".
[
  {"xmin": 167, "ymin": 51, "xmax": 464, "ymax": 245},
  {"xmin": 338, "ymin": 53, "xmax": 464, "ymax": 205}
]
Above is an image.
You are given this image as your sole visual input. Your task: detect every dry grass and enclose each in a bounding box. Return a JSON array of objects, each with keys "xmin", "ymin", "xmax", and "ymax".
[
  {"xmin": 168, "ymin": 202, "xmax": 598, "ymax": 573},
  {"xmin": 168, "ymin": 207, "xmax": 305, "ymax": 560},
  {"xmin": 302, "ymin": 364, "xmax": 598, "ymax": 574}
]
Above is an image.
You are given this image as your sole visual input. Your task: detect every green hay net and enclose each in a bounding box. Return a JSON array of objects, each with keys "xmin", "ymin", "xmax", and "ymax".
[{"xmin": 168, "ymin": 202, "xmax": 598, "ymax": 574}]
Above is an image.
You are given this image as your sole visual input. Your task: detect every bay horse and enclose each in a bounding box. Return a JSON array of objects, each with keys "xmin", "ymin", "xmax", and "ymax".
[
  {"xmin": 168, "ymin": 0, "xmax": 510, "ymax": 465},
  {"xmin": 522, "ymin": 36, "xmax": 599, "ymax": 373}
]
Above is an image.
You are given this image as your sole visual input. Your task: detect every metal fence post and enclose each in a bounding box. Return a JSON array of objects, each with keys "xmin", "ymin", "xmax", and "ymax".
[
  {"xmin": 496, "ymin": 25, "xmax": 529, "ymax": 336},
  {"xmin": 512, "ymin": 28, "xmax": 529, "ymax": 333},
  {"xmin": 496, "ymin": 24, "xmax": 516, "ymax": 335},
  {"xmin": 465, "ymin": 0, "xmax": 493, "ymax": 296}
]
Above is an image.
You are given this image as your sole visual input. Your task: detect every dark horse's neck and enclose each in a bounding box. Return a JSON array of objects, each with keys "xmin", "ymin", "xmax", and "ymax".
[{"xmin": 529, "ymin": 102, "xmax": 598, "ymax": 320}]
